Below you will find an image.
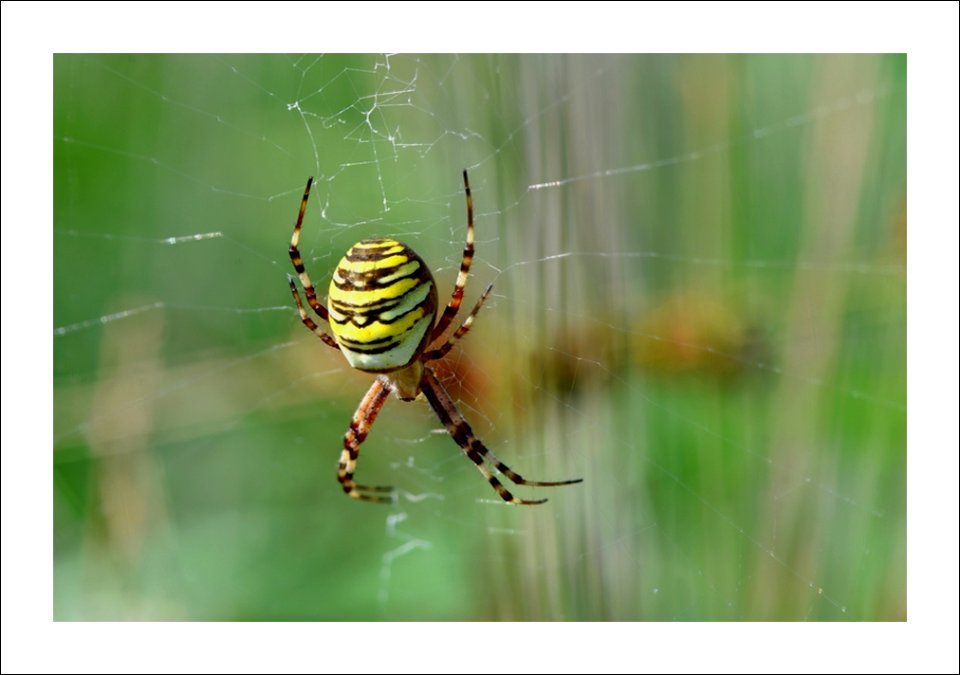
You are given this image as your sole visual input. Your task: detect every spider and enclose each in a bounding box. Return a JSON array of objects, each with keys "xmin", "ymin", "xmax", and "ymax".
[{"xmin": 287, "ymin": 170, "xmax": 583, "ymax": 505}]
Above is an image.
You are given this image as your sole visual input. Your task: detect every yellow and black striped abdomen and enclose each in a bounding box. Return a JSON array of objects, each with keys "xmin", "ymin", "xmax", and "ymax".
[{"xmin": 328, "ymin": 239, "xmax": 438, "ymax": 372}]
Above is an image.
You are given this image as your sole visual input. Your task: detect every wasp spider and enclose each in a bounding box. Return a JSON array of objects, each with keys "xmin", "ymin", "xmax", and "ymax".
[{"xmin": 287, "ymin": 171, "xmax": 582, "ymax": 505}]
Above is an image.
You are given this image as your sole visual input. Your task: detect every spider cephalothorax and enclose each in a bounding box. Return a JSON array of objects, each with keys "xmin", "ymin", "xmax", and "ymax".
[{"xmin": 287, "ymin": 171, "xmax": 582, "ymax": 504}]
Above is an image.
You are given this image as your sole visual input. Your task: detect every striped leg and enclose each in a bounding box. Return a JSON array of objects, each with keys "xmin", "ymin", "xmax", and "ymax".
[
  {"xmin": 420, "ymin": 367, "xmax": 583, "ymax": 505},
  {"xmin": 288, "ymin": 277, "xmax": 339, "ymax": 350},
  {"xmin": 338, "ymin": 377, "xmax": 396, "ymax": 503},
  {"xmin": 424, "ymin": 283, "xmax": 493, "ymax": 361},
  {"xmin": 431, "ymin": 169, "xmax": 475, "ymax": 342},
  {"xmin": 289, "ymin": 177, "xmax": 335, "ymax": 330}
]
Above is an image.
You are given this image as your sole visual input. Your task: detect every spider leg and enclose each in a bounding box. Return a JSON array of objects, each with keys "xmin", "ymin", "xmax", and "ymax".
[
  {"xmin": 338, "ymin": 377, "xmax": 396, "ymax": 503},
  {"xmin": 288, "ymin": 276, "xmax": 339, "ymax": 350},
  {"xmin": 289, "ymin": 176, "xmax": 333, "ymax": 324},
  {"xmin": 423, "ymin": 283, "xmax": 493, "ymax": 361},
  {"xmin": 420, "ymin": 367, "xmax": 582, "ymax": 505},
  {"xmin": 430, "ymin": 169, "xmax": 475, "ymax": 342}
]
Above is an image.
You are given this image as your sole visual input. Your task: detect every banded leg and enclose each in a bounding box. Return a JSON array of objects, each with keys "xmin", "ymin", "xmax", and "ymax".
[
  {"xmin": 339, "ymin": 377, "xmax": 396, "ymax": 503},
  {"xmin": 288, "ymin": 277, "xmax": 339, "ymax": 350},
  {"xmin": 420, "ymin": 367, "xmax": 583, "ymax": 505},
  {"xmin": 431, "ymin": 169, "xmax": 475, "ymax": 341},
  {"xmin": 288, "ymin": 176, "xmax": 332, "ymax": 324},
  {"xmin": 424, "ymin": 283, "xmax": 493, "ymax": 361}
]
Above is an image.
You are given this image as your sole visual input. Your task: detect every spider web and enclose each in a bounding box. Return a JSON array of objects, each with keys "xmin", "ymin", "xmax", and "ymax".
[{"xmin": 51, "ymin": 53, "xmax": 908, "ymax": 622}]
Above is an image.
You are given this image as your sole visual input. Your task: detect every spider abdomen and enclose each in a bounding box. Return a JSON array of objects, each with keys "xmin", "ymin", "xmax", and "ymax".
[{"xmin": 328, "ymin": 239, "xmax": 438, "ymax": 372}]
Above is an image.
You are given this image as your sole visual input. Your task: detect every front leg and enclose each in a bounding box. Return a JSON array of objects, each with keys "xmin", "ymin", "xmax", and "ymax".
[{"xmin": 338, "ymin": 376, "xmax": 396, "ymax": 503}]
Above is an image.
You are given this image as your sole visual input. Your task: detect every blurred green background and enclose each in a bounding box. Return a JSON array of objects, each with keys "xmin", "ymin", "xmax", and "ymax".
[{"xmin": 54, "ymin": 54, "xmax": 905, "ymax": 620}]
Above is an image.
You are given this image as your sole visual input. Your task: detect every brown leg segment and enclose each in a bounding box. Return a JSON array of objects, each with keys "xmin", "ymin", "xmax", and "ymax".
[
  {"xmin": 431, "ymin": 169, "xmax": 475, "ymax": 342},
  {"xmin": 338, "ymin": 377, "xmax": 396, "ymax": 503},
  {"xmin": 288, "ymin": 277, "xmax": 339, "ymax": 350},
  {"xmin": 288, "ymin": 176, "xmax": 332, "ymax": 325},
  {"xmin": 420, "ymin": 367, "xmax": 582, "ymax": 505},
  {"xmin": 424, "ymin": 283, "xmax": 493, "ymax": 361}
]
